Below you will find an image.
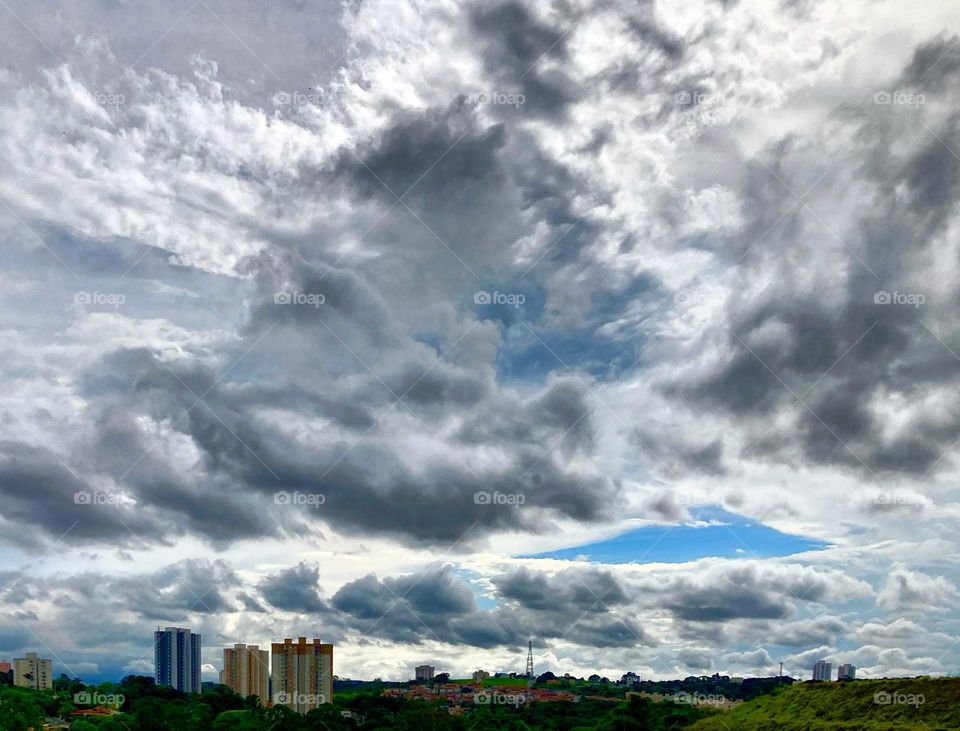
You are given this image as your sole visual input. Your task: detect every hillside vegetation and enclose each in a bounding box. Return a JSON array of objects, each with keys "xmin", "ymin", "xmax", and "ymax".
[{"xmin": 690, "ymin": 677, "xmax": 960, "ymax": 731}]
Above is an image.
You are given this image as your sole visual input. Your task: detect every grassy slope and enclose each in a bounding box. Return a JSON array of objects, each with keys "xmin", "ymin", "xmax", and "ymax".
[
  {"xmin": 689, "ymin": 677, "xmax": 960, "ymax": 731},
  {"xmin": 447, "ymin": 677, "xmax": 533, "ymax": 687}
]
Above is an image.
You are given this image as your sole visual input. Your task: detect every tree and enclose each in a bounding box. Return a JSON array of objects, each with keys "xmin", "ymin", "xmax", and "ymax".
[
  {"xmin": 212, "ymin": 709, "xmax": 263, "ymax": 731},
  {"xmin": 0, "ymin": 689, "xmax": 44, "ymax": 731}
]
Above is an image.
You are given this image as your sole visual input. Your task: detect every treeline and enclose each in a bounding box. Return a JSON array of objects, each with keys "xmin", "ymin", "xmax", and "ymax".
[{"xmin": 0, "ymin": 675, "xmax": 715, "ymax": 731}]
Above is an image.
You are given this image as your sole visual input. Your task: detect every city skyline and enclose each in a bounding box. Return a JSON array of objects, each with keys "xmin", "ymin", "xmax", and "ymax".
[
  {"xmin": 1, "ymin": 0, "xmax": 959, "ymax": 694},
  {"xmin": 0, "ymin": 638, "xmax": 876, "ymax": 688}
]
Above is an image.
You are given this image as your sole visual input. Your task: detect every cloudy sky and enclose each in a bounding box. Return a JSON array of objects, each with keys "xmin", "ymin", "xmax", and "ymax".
[{"xmin": 1, "ymin": 0, "xmax": 960, "ymax": 685}]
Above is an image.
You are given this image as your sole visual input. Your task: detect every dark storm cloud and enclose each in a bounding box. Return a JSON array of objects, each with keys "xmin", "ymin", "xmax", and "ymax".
[
  {"xmin": 658, "ymin": 564, "xmax": 860, "ymax": 624},
  {"xmin": 380, "ymin": 359, "xmax": 489, "ymax": 408},
  {"xmin": 769, "ymin": 616, "xmax": 846, "ymax": 647},
  {"xmin": 901, "ymin": 34, "xmax": 960, "ymax": 90},
  {"xmin": 332, "ymin": 574, "xmax": 396, "ymax": 620},
  {"xmin": 0, "ymin": 440, "xmax": 169, "ymax": 550},
  {"xmin": 624, "ymin": 0, "xmax": 685, "ymax": 63},
  {"xmin": 449, "ymin": 612, "xmax": 524, "ymax": 648},
  {"xmin": 63, "ymin": 316, "xmax": 620, "ymax": 548},
  {"xmin": 334, "ymin": 567, "xmax": 479, "ymax": 646},
  {"xmin": 1, "ymin": 556, "xmax": 860, "ymax": 659},
  {"xmin": 667, "ymin": 585, "xmax": 788, "ymax": 622},
  {"xmin": 470, "ymin": 2, "xmax": 579, "ymax": 118},
  {"xmin": 678, "ymin": 649, "xmax": 713, "ymax": 670},
  {"xmin": 334, "ymin": 564, "xmax": 651, "ymax": 649},
  {"xmin": 664, "ymin": 49, "xmax": 960, "ymax": 477},
  {"xmin": 260, "ymin": 562, "xmax": 329, "ymax": 613},
  {"xmin": 340, "ymin": 105, "xmax": 507, "ymax": 201},
  {"xmin": 385, "ymin": 565, "xmax": 476, "ymax": 616},
  {"xmin": 455, "ymin": 378, "xmax": 597, "ymax": 457},
  {"xmin": 628, "ymin": 429, "xmax": 726, "ymax": 476},
  {"xmin": 39, "ymin": 560, "xmax": 243, "ymax": 620},
  {"xmin": 493, "ymin": 566, "xmax": 629, "ymax": 611},
  {"xmin": 236, "ymin": 591, "xmax": 267, "ymax": 613}
]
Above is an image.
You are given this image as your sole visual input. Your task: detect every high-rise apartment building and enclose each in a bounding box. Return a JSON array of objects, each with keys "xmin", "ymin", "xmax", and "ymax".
[
  {"xmin": 837, "ymin": 664, "xmax": 856, "ymax": 680},
  {"xmin": 221, "ymin": 643, "xmax": 269, "ymax": 702},
  {"xmin": 155, "ymin": 627, "xmax": 202, "ymax": 693},
  {"xmin": 415, "ymin": 664, "xmax": 435, "ymax": 681},
  {"xmin": 812, "ymin": 660, "xmax": 832, "ymax": 681},
  {"xmin": 270, "ymin": 637, "xmax": 333, "ymax": 713},
  {"xmin": 13, "ymin": 652, "xmax": 52, "ymax": 690}
]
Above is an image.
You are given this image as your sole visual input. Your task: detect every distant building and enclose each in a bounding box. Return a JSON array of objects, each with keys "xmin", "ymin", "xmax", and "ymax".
[
  {"xmin": 271, "ymin": 637, "xmax": 333, "ymax": 713},
  {"xmin": 155, "ymin": 627, "xmax": 202, "ymax": 693},
  {"xmin": 14, "ymin": 652, "xmax": 52, "ymax": 690},
  {"xmin": 221, "ymin": 643, "xmax": 269, "ymax": 702},
  {"xmin": 812, "ymin": 660, "xmax": 832, "ymax": 681},
  {"xmin": 837, "ymin": 664, "xmax": 856, "ymax": 680},
  {"xmin": 415, "ymin": 665, "xmax": 435, "ymax": 681},
  {"xmin": 619, "ymin": 672, "xmax": 640, "ymax": 685},
  {"xmin": 472, "ymin": 670, "xmax": 490, "ymax": 680}
]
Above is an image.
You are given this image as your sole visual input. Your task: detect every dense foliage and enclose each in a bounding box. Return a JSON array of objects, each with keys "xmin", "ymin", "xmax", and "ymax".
[
  {"xmin": 689, "ymin": 677, "xmax": 960, "ymax": 731},
  {"xmin": 0, "ymin": 675, "xmax": 713, "ymax": 730},
  {"xmin": 4, "ymin": 674, "xmax": 956, "ymax": 730}
]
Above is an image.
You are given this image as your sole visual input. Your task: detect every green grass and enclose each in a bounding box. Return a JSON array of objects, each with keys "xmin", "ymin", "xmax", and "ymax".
[
  {"xmin": 689, "ymin": 677, "xmax": 960, "ymax": 731},
  {"xmin": 448, "ymin": 677, "xmax": 532, "ymax": 687}
]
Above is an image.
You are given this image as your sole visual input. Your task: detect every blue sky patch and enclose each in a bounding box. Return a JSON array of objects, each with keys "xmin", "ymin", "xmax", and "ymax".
[{"xmin": 522, "ymin": 506, "xmax": 829, "ymax": 564}]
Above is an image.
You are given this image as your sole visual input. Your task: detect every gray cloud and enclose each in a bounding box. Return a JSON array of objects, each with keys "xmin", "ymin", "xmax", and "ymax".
[{"xmin": 260, "ymin": 562, "xmax": 330, "ymax": 614}]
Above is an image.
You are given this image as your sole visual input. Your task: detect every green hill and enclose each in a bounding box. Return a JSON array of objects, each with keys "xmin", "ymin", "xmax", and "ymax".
[{"xmin": 689, "ymin": 677, "xmax": 960, "ymax": 731}]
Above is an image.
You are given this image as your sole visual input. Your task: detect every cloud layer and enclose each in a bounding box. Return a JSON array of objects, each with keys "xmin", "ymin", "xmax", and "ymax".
[{"xmin": 0, "ymin": 0, "xmax": 958, "ymax": 683}]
